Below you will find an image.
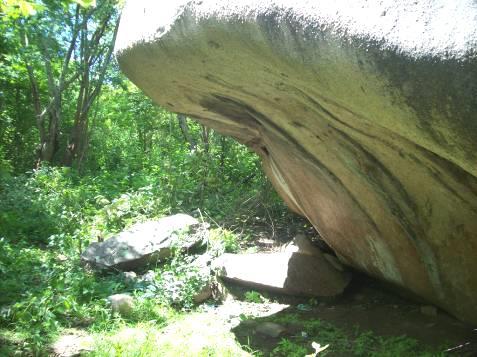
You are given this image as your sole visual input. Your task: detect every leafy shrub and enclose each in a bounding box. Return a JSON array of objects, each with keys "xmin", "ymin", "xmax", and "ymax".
[
  {"xmin": 0, "ymin": 237, "xmax": 129, "ymax": 352},
  {"xmin": 272, "ymin": 338, "xmax": 309, "ymax": 357},
  {"xmin": 131, "ymin": 253, "xmax": 210, "ymax": 310},
  {"xmin": 208, "ymin": 227, "xmax": 241, "ymax": 254},
  {"xmin": 0, "ymin": 146, "xmax": 12, "ymax": 179},
  {"xmin": 244, "ymin": 291, "xmax": 265, "ymax": 304}
]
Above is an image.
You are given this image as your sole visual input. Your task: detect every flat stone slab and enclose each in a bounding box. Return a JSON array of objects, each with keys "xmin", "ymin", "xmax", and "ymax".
[
  {"xmin": 214, "ymin": 237, "xmax": 351, "ymax": 297},
  {"xmin": 81, "ymin": 214, "xmax": 208, "ymax": 270}
]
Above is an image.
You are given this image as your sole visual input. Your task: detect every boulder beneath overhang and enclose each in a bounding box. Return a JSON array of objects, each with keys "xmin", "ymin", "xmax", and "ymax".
[
  {"xmin": 81, "ymin": 214, "xmax": 208, "ymax": 270},
  {"xmin": 115, "ymin": 0, "xmax": 477, "ymax": 324},
  {"xmin": 214, "ymin": 236, "xmax": 352, "ymax": 297}
]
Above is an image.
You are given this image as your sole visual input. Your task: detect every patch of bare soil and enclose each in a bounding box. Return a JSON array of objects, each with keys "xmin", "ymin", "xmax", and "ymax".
[
  {"xmin": 215, "ymin": 215, "xmax": 476, "ymax": 355},
  {"xmin": 51, "ymin": 329, "xmax": 94, "ymax": 357},
  {"xmin": 225, "ymin": 274, "xmax": 477, "ymax": 356}
]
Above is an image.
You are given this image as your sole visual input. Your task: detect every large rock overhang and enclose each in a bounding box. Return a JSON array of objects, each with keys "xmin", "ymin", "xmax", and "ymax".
[{"xmin": 115, "ymin": 0, "xmax": 477, "ymax": 324}]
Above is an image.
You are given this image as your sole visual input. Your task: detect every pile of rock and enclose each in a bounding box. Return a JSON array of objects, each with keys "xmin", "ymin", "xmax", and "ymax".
[{"xmin": 81, "ymin": 214, "xmax": 351, "ymax": 315}]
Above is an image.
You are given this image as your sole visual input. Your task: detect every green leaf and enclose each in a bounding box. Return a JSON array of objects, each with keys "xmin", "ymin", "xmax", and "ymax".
[
  {"xmin": 72, "ymin": 0, "xmax": 96, "ymax": 8},
  {"xmin": 18, "ymin": 0, "xmax": 35, "ymax": 16}
]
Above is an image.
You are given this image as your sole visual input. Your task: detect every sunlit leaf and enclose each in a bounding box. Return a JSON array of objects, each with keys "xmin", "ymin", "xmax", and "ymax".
[
  {"xmin": 18, "ymin": 0, "xmax": 35, "ymax": 16},
  {"xmin": 72, "ymin": 0, "xmax": 96, "ymax": 8}
]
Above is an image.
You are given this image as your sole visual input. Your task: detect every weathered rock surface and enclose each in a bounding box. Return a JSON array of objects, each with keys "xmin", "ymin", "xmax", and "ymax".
[
  {"xmin": 214, "ymin": 237, "xmax": 351, "ymax": 297},
  {"xmin": 255, "ymin": 322, "xmax": 287, "ymax": 338},
  {"xmin": 81, "ymin": 214, "xmax": 208, "ymax": 270},
  {"xmin": 108, "ymin": 294, "xmax": 135, "ymax": 316},
  {"xmin": 115, "ymin": 1, "xmax": 477, "ymax": 323}
]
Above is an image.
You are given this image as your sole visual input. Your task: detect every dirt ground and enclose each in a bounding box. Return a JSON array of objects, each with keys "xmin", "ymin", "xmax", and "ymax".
[
  {"xmin": 224, "ymin": 274, "xmax": 477, "ymax": 356},
  {"xmin": 221, "ymin": 217, "xmax": 477, "ymax": 356}
]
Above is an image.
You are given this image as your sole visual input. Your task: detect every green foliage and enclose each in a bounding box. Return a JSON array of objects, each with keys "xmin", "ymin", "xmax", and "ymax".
[
  {"xmin": 0, "ymin": 146, "xmax": 12, "ymax": 178},
  {"xmin": 120, "ymin": 298, "xmax": 174, "ymax": 326},
  {"xmin": 209, "ymin": 227, "xmax": 241, "ymax": 254},
  {"xmin": 255, "ymin": 313, "xmax": 446, "ymax": 357},
  {"xmin": 90, "ymin": 313, "xmax": 250, "ymax": 357},
  {"xmin": 0, "ymin": 0, "xmax": 41, "ymax": 19},
  {"xmin": 244, "ymin": 291, "xmax": 265, "ymax": 304},
  {"xmin": 271, "ymin": 338, "xmax": 309, "ymax": 357},
  {"xmin": 0, "ymin": 238, "xmax": 126, "ymax": 352},
  {"xmin": 132, "ymin": 253, "xmax": 210, "ymax": 310},
  {"xmin": 0, "ymin": 133, "xmax": 268, "ymax": 351}
]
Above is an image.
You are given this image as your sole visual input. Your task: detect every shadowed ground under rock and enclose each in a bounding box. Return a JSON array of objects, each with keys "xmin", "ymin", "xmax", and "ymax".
[{"xmin": 226, "ymin": 275, "xmax": 477, "ymax": 356}]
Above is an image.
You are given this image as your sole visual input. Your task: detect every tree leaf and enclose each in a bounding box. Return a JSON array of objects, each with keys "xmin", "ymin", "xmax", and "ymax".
[
  {"xmin": 72, "ymin": 0, "xmax": 96, "ymax": 8},
  {"xmin": 18, "ymin": 0, "xmax": 35, "ymax": 16}
]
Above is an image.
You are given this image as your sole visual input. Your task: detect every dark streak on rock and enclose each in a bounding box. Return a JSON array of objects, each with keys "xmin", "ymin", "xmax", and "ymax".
[
  {"xmin": 293, "ymin": 86, "xmax": 477, "ymax": 210},
  {"xmin": 208, "ymin": 95, "xmax": 385, "ymax": 240}
]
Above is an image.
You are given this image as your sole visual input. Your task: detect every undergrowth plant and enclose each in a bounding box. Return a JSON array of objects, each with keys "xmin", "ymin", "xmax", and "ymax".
[
  {"xmin": 0, "ymin": 159, "xmax": 277, "ymax": 354},
  {"xmin": 244, "ymin": 291, "xmax": 266, "ymax": 304},
  {"xmin": 254, "ymin": 312, "xmax": 447, "ymax": 356}
]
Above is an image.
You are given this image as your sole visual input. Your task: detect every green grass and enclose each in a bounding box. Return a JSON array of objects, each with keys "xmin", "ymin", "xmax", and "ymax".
[
  {"xmin": 0, "ymin": 166, "xmax": 284, "ymax": 354},
  {"xmin": 90, "ymin": 313, "xmax": 251, "ymax": 357},
  {"xmin": 248, "ymin": 312, "xmax": 448, "ymax": 356}
]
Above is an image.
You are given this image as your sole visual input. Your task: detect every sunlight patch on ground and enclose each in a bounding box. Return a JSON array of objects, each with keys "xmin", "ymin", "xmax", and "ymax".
[{"xmin": 91, "ymin": 313, "xmax": 254, "ymax": 356}]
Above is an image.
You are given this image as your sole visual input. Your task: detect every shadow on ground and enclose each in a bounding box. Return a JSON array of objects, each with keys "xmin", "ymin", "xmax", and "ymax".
[{"xmin": 228, "ymin": 274, "xmax": 477, "ymax": 356}]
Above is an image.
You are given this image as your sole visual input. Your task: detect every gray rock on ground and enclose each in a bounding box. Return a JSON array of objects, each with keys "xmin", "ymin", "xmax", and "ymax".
[
  {"xmin": 122, "ymin": 271, "xmax": 138, "ymax": 286},
  {"xmin": 193, "ymin": 284, "xmax": 213, "ymax": 304},
  {"xmin": 214, "ymin": 236, "xmax": 351, "ymax": 297},
  {"xmin": 81, "ymin": 214, "xmax": 209, "ymax": 270},
  {"xmin": 108, "ymin": 294, "xmax": 135, "ymax": 316},
  {"xmin": 255, "ymin": 322, "xmax": 287, "ymax": 338}
]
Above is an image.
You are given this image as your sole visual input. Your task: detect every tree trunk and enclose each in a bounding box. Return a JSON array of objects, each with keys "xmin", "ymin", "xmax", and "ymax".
[
  {"xmin": 63, "ymin": 11, "xmax": 120, "ymax": 167},
  {"xmin": 177, "ymin": 114, "xmax": 196, "ymax": 151},
  {"xmin": 201, "ymin": 124, "xmax": 210, "ymax": 154},
  {"xmin": 220, "ymin": 135, "xmax": 228, "ymax": 169}
]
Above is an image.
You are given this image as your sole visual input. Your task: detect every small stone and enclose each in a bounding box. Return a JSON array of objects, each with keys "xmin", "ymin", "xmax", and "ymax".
[
  {"xmin": 193, "ymin": 284, "xmax": 213, "ymax": 304},
  {"xmin": 297, "ymin": 304, "xmax": 312, "ymax": 311},
  {"xmin": 420, "ymin": 305, "xmax": 438, "ymax": 317},
  {"xmin": 108, "ymin": 294, "xmax": 134, "ymax": 316},
  {"xmin": 255, "ymin": 322, "xmax": 287, "ymax": 338},
  {"xmin": 141, "ymin": 270, "xmax": 156, "ymax": 283},
  {"xmin": 123, "ymin": 271, "xmax": 137, "ymax": 285}
]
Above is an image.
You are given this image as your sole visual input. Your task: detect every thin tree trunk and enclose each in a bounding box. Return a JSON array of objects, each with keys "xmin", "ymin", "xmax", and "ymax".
[
  {"xmin": 198, "ymin": 125, "xmax": 212, "ymax": 204},
  {"xmin": 201, "ymin": 124, "xmax": 210, "ymax": 154},
  {"xmin": 63, "ymin": 11, "xmax": 119, "ymax": 167},
  {"xmin": 177, "ymin": 114, "xmax": 196, "ymax": 151},
  {"xmin": 22, "ymin": 7, "xmax": 81, "ymax": 167},
  {"xmin": 220, "ymin": 135, "xmax": 227, "ymax": 169}
]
